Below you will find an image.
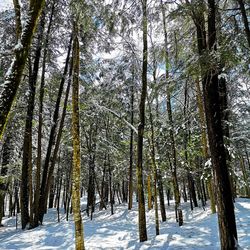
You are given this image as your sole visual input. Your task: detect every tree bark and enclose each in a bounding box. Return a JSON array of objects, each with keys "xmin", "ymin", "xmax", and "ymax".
[
  {"xmin": 0, "ymin": 135, "xmax": 12, "ymax": 225},
  {"xmin": 108, "ymin": 155, "xmax": 114, "ymax": 216},
  {"xmin": 196, "ymin": 79, "xmax": 216, "ymax": 214},
  {"xmin": 148, "ymin": 99, "xmax": 160, "ymax": 235},
  {"xmin": 43, "ymin": 57, "xmax": 73, "ymax": 217},
  {"xmin": 39, "ymin": 35, "xmax": 72, "ymax": 223},
  {"xmin": 71, "ymin": 22, "xmax": 85, "ymax": 250},
  {"xmin": 157, "ymin": 172, "xmax": 166, "ymax": 222},
  {"xmin": 21, "ymin": 17, "xmax": 45, "ymax": 228},
  {"xmin": 237, "ymin": 0, "xmax": 250, "ymax": 48},
  {"xmin": 137, "ymin": 0, "xmax": 148, "ymax": 242},
  {"xmin": 0, "ymin": 0, "xmax": 45, "ymax": 138},
  {"xmin": 34, "ymin": 3, "xmax": 55, "ymax": 228},
  {"xmin": 202, "ymin": 1, "xmax": 238, "ymax": 248},
  {"xmin": 160, "ymin": 0, "xmax": 180, "ymax": 220},
  {"xmin": 128, "ymin": 75, "xmax": 134, "ymax": 210},
  {"xmin": 147, "ymin": 174, "xmax": 152, "ymax": 210}
]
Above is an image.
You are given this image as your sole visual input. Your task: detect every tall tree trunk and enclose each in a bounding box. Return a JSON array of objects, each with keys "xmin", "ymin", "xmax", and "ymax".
[
  {"xmin": 122, "ymin": 179, "xmax": 128, "ymax": 203},
  {"xmin": 71, "ymin": 22, "xmax": 85, "ymax": 250},
  {"xmin": 43, "ymin": 58, "xmax": 73, "ymax": 216},
  {"xmin": 108, "ymin": 155, "xmax": 114, "ymax": 216},
  {"xmin": 0, "ymin": 0, "xmax": 45, "ymax": 138},
  {"xmin": 202, "ymin": 1, "xmax": 238, "ymax": 248},
  {"xmin": 99, "ymin": 160, "xmax": 107, "ymax": 210},
  {"xmin": 128, "ymin": 75, "xmax": 134, "ymax": 210},
  {"xmin": 157, "ymin": 172, "xmax": 166, "ymax": 222},
  {"xmin": 151, "ymin": 38, "xmax": 166, "ymax": 223},
  {"xmin": 219, "ymin": 77, "xmax": 236, "ymax": 199},
  {"xmin": 147, "ymin": 174, "xmax": 152, "ymax": 210},
  {"xmin": 21, "ymin": 16, "xmax": 44, "ymax": 228},
  {"xmin": 39, "ymin": 35, "xmax": 72, "ymax": 223},
  {"xmin": 245, "ymin": 144, "xmax": 250, "ymax": 171},
  {"xmin": 148, "ymin": 99, "xmax": 160, "ymax": 235},
  {"xmin": 160, "ymin": 0, "xmax": 180, "ymax": 220},
  {"xmin": 34, "ymin": 3, "xmax": 55, "ymax": 228},
  {"xmin": 240, "ymin": 156, "xmax": 250, "ymax": 197},
  {"xmin": 137, "ymin": 0, "xmax": 148, "ymax": 242},
  {"xmin": 87, "ymin": 156, "xmax": 96, "ymax": 218},
  {"xmin": 183, "ymin": 81, "xmax": 198, "ymax": 209},
  {"xmin": 196, "ymin": 80, "xmax": 216, "ymax": 214}
]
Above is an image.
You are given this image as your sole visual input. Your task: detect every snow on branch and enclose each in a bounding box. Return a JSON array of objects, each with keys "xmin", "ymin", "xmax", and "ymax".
[{"xmin": 93, "ymin": 102, "xmax": 138, "ymax": 135}]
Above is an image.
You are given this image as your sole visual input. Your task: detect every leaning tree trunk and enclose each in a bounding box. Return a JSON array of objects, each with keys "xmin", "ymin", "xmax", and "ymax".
[
  {"xmin": 0, "ymin": 0, "xmax": 45, "ymax": 138},
  {"xmin": 136, "ymin": 0, "xmax": 148, "ymax": 242}
]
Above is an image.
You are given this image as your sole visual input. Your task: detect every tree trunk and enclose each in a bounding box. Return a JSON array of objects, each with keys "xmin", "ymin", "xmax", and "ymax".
[
  {"xmin": 99, "ymin": 162, "xmax": 107, "ymax": 210},
  {"xmin": 71, "ymin": 22, "xmax": 85, "ymax": 250},
  {"xmin": 202, "ymin": 1, "xmax": 238, "ymax": 248},
  {"xmin": 196, "ymin": 80, "xmax": 216, "ymax": 214},
  {"xmin": 240, "ymin": 156, "xmax": 250, "ymax": 197},
  {"xmin": 183, "ymin": 81, "xmax": 198, "ymax": 209},
  {"xmin": 161, "ymin": 0, "xmax": 180, "ymax": 220},
  {"xmin": 48, "ymin": 176, "xmax": 55, "ymax": 209},
  {"xmin": 108, "ymin": 155, "xmax": 114, "ymax": 216},
  {"xmin": 0, "ymin": 135, "xmax": 12, "ymax": 225},
  {"xmin": 237, "ymin": 0, "xmax": 250, "ymax": 48},
  {"xmin": 39, "ymin": 35, "xmax": 72, "ymax": 223},
  {"xmin": 87, "ymin": 156, "xmax": 96, "ymax": 218},
  {"xmin": 147, "ymin": 96, "xmax": 161, "ymax": 234},
  {"xmin": 122, "ymin": 179, "xmax": 128, "ymax": 203},
  {"xmin": 21, "ymin": 20, "xmax": 45, "ymax": 227},
  {"xmin": 34, "ymin": 4, "xmax": 55, "ymax": 228},
  {"xmin": 147, "ymin": 174, "xmax": 152, "ymax": 210},
  {"xmin": 43, "ymin": 56, "xmax": 73, "ymax": 216},
  {"xmin": 0, "ymin": 0, "xmax": 45, "ymax": 138},
  {"xmin": 137, "ymin": 0, "xmax": 148, "ymax": 242},
  {"xmin": 244, "ymin": 144, "xmax": 250, "ymax": 171},
  {"xmin": 128, "ymin": 76, "xmax": 134, "ymax": 210}
]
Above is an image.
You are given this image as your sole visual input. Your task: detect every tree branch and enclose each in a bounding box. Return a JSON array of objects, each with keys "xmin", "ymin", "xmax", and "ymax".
[{"xmin": 93, "ymin": 102, "xmax": 138, "ymax": 134}]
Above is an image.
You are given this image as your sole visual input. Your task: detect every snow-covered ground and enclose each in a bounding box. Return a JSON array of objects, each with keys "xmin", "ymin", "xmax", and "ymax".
[{"xmin": 0, "ymin": 198, "xmax": 250, "ymax": 249}]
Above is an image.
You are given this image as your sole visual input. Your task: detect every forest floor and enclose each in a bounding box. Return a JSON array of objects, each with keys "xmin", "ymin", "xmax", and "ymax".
[{"xmin": 0, "ymin": 198, "xmax": 250, "ymax": 249}]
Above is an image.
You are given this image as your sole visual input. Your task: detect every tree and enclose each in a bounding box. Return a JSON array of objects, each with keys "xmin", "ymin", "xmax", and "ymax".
[
  {"xmin": 38, "ymin": 35, "xmax": 72, "ymax": 223},
  {"xmin": 128, "ymin": 71, "xmax": 134, "ymax": 210},
  {"xmin": 192, "ymin": 0, "xmax": 239, "ymax": 248},
  {"xmin": 0, "ymin": 0, "xmax": 45, "ymax": 138},
  {"xmin": 33, "ymin": 2, "xmax": 55, "ymax": 228},
  {"xmin": 160, "ymin": 0, "xmax": 181, "ymax": 221},
  {"xmin": 71, "ymin": 18, "xmax": 85, "ymax": 250},
  {"xmin": 237, "ymin": 0, "xmax": 250, "ymax": 48},
  {"xmin": 20, "ymin": 12, "xmax": 45, "ymax": 229},
  {"xmin": 137, "ymin": 0, "xmax": 148, "ymax": 242}
]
